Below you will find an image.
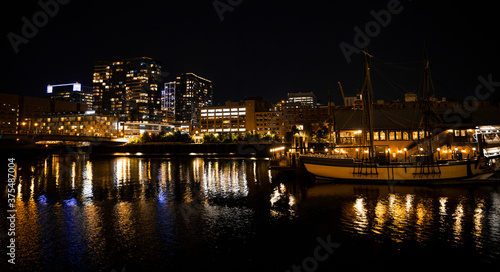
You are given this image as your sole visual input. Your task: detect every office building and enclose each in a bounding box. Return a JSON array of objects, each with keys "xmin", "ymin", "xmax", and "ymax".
[
  {"xmin": 198, "ymin": 97, "xmax": 271, "ymax": 134},
  {"xmin": 0, "ymin": 92, "xmax": 88, "ymax": 134},
  {"xmin": 287, "ymin": 92, "xmax": 317, "ymax": 108},
  {"xmin": 93, "ymin": 57, "xmax": 162, "ymax": 122},
  {"xmin": 174, "ymin": 73, "xmax": 213, "ymax": 124},
  {"xmin": 47, "ymin": 82, "xmax": 93, "ymax": 109}
]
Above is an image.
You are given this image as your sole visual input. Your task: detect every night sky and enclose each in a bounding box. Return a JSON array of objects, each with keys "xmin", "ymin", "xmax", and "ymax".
[{"xmin": 3, "ymin": 0, "xmax": 500, "ymax": 106}]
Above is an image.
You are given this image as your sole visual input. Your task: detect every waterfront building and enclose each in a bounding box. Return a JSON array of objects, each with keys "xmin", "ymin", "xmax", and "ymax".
[
  {"xmin": 319, "ymin": 105, "xmax": 500, "ymax": 161},
  {"xmin": 255, "ymin": 111, "xmax": 285, "ymax": 137},
  {"xmin": 0, "ymin": 92, "xmax": 88, "ymax": 134},
  {"xmin": 174, "ymin": 73, "xmax": 213, "ymax": 124},
  {"xmin": 47, "ymin": 82, "xmax": 93, "ymax": 109},
  {"xmin": 35, "ymin": 111, "xmax": 119, "ymax": 137},
  {"xmin": 122, "ymin": 122, "xmax": 173, "ymax": 138},
  {"xmin": 198, "ymin": 97, "xmax": 271, "ymax": 134},
  {"xmin": 283, "ymin": 105, "xmax": 331, "ymax": 133},
  {"xmin": 92, "ymin": 57, "xmax": 163, "ymax": 122}
]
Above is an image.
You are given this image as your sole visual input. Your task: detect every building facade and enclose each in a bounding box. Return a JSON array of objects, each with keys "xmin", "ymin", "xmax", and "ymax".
[
  {"xmin": 287, "ymin": 92, "xmax": 317, "ymax": 108},
  {"xmin": 174, "ymin": 73, "xmax": 213, "ymax": 124},
  {"xmin": 93, "ymin": 57, "xmax": 162, "ymax": 122},
  {"xmin": 35, "ymin": 111, "xmax": 119, "ymax": 137},
  {"xmin": 0, "ymin": 93, "xmax": 88, "ymax": 134},
  {"xmin": 162, "ymin": 81, "xmax": 176, "ymax": 112},
  {"xmin": 198, "ymin": 97, "xmax": 272, "ymax": 135},
  {"xmin": 255, "ymin": 111, "xmax": 284, "ymax": 137},
  {"xmin": 47, "ymin": 83, "xmax": 93, "ymax": 109}
]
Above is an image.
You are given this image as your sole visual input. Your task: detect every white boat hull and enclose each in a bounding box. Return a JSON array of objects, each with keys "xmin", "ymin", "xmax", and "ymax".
[{"xmin": 301, "ymin": 156, "xmax": 495, "ymax": 182}]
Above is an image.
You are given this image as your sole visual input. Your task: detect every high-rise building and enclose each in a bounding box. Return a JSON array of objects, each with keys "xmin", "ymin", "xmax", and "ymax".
[
  {"xmin": 47, "ymin": 82, "xmax": 93, "ymax": 109},
  {"xmin": 162, "ymin": 81, "xmax": 176, "ymax": 112},
  {"xmin": 174, "ymin": 73, "xmax": 213, "ymax": 124},
  {"xmin": 92, "ymin": 57, "xmax": 162, "ymax": 122}
]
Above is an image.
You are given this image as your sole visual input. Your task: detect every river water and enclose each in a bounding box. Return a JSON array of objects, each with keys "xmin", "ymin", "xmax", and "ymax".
[{"xmin": 1, "ymin": 154, "xmax": 500, "ymax": 271}]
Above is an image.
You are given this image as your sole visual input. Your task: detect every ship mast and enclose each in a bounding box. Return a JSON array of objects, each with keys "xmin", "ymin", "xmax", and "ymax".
[
  {"xmin": 421, "ymin": 50, "xmax": 434, "ymax": 161},
  {"xmin": 361, "ymin": 51, "xmax": 375, "ymax": 159}
]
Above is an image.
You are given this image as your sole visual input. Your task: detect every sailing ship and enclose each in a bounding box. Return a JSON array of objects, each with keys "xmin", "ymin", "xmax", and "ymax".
[{"xmin": 300, "ymin": 51, "xmax": 500, "ymax": 183}]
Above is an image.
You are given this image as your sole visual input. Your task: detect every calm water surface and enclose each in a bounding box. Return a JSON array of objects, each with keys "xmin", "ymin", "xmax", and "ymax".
[{"xmin": 1, "ymin": 154, "xmax": 500, "ymax": 271}]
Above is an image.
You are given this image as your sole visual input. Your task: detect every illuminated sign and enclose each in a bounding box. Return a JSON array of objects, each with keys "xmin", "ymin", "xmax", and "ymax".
[{"xmin": 46, "ymin": 82, "xmax": 82, "ymax": 94}]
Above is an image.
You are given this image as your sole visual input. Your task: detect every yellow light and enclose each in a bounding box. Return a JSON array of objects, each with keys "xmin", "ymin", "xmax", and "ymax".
[
  {"xmin": 455, "ymin": 148, "xmax": 458, "ymax": 151},
  {"xmin": 437, "ymin": 148, "xmax": 440, "ymax": 151},
  {"xmin": 447, "ymin": 129, "xmax": 453, "ymax": 133},
  {"xmin": 403, "ymin": 148, "xmax": 407, "ymax": 151}
]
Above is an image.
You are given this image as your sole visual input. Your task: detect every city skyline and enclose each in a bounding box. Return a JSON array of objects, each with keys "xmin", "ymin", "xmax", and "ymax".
[{"xmin": 4, "ymin": 0, "xmax": 500, "ymax": 107}]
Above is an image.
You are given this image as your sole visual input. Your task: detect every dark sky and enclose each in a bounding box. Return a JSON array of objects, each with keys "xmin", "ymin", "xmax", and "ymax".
[{"xmin": 3, "ymin": 0, "xmax": 500, "ymax": 105}]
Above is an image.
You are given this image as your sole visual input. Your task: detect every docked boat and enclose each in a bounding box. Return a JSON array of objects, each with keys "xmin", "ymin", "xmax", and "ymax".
[{"xmin": 301, "ymin": 51, "xmax": 500, "ymax": 183}]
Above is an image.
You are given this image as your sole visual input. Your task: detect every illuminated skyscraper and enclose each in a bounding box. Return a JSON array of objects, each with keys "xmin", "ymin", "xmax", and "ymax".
[
  {"xmin": 92, "ymin": 57, "xmax": 162, "ymax": 121},
  {"xmin": 174, "ymin": 73, "xmax": 213, "ymax": 124},
  {"xmin": 162, "ymin": 81, "xmax": 176, "ymax": 112}
]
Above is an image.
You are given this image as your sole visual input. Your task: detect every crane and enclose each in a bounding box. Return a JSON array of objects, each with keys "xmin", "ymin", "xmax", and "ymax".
[{"xmin": 337, "ymin": 81, "xmax": 346, "ymax": 106}]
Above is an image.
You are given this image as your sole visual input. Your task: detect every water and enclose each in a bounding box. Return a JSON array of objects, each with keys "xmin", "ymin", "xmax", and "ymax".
[{"xmin": 1, "ymin": 154, "xmax": 500, "ymax": 271}]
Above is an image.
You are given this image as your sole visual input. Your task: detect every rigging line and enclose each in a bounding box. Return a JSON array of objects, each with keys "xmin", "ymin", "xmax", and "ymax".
[
  {"xmin": 377, "ymin": 108, "xmax": 416, "ymax": 128},
  {"xmin": 371, "ymin": 56, "xmax": 424, "ymax": 71},
  {"xmin": 337, "ymin": 110, "xmax": 356, "ymax": 131},
  {"xmin": 372, "ymin": 62, "xmax": 423, "ymax": 71},
  {"xmin": 371, "ymin": 66, "xmax": 408, "ymax": 94}
]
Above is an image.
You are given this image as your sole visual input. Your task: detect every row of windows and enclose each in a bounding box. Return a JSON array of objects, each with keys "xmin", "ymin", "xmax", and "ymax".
[{"xmin": 257, "ymin": 123, "xmax": 281, "ymax": 127}]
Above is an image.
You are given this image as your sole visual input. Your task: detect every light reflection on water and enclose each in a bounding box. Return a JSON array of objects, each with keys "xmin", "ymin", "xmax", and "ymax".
[
  {"xmin": 3, "ymin": 155, "xmax": 298, "ymax": 271},
  {"xmin": 307, "ymin": 183, "xmax": 500, "ymax": 259},
  {"xmin": 2, "ymin": 154, "xmax": 500, "ymax": 271}
]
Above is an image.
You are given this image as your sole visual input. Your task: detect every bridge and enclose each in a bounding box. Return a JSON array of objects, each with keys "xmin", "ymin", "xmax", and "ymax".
[{"xmin": 0, "ymin": 134, "xmax": 126, "ymax": 145}]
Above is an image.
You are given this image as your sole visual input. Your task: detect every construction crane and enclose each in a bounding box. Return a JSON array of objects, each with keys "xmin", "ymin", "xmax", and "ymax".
[{"xmin": 337, "ymin": 81, "xmax": 346, "ymax": 106}]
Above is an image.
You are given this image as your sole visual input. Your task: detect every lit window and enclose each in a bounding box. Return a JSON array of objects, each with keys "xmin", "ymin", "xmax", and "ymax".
[
  {"xmin": 389, "ymin": 131, "xmax": 395, "ymax": 141},
  {"xmin": 396, "ymin": 131, "xmax": 402, "ymax": 140},
  {"xmin": 379, "ymin": 131, "xmax": 386, "ymax": 141},
  {"xmin": 403, "ymin": 131, "xmax": 409, "ymax": 140}
]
